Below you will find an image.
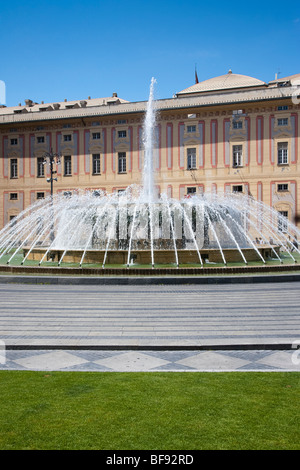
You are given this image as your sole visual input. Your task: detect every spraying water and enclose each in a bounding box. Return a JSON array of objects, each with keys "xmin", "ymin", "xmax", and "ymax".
[
  {"xmin": 142, "ymin": 77, "xmax": 157, "ymax": 202},
  {"xmin": 0, "ymin": 78, "xmax": 300, "ymax": 268}
]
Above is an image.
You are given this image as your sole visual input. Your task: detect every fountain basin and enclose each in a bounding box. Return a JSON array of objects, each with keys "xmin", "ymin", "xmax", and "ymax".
[
  {"xmin": 1, "ymin": 78, "xmax": 299, "ymax": 272},
  {"xmin": 23, "ymin": 245, "xmax": 280, "ymax": 266}
]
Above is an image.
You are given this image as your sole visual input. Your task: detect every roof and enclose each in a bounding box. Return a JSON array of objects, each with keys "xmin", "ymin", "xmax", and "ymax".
[
  {"xmin": 269, "ymin": 73, "xmax": 300, "ymax": 85},
  {"xmin": 0, "ymin": 71, "xmax": 298, "ymax": 124},
  {"xmin": 0, "ymin": 95, "xmax": 129, "ymax": 116},
  {"xmin": 177, "ymin": 70, "xmax": 267, "ymax": 96}
]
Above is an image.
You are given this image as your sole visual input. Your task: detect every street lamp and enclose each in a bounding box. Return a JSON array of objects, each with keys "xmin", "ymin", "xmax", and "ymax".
[
  {"xmin": 43, "ymin": 148, "xmax": 61, "ymax": 197},
  {"xmin": 42, "ymin": 148, "xmax": 61, "ymax": 243}
]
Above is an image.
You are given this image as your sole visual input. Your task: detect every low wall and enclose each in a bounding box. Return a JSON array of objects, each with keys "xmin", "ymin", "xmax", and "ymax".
[{"xmin": 23, "ymin": 246, "xmax": 279, "ymax": 265}]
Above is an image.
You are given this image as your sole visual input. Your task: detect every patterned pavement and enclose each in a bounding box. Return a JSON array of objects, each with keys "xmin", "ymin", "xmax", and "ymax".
[
  {"xmin": 0, "ymin": 348, "xmax": 299, "ymax": 372},
  {"xmin": 0, "ymin": 280, "xmax": 300, "ymax": 372}
]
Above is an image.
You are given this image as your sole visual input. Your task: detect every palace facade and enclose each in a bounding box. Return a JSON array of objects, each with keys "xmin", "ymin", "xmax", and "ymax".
[{"xmin": 0, "ymin": 70, "xmax": 299, "ymax": 230}]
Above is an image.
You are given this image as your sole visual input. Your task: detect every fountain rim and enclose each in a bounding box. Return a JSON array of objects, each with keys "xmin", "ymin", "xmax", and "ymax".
[{"xmin": 1, "ymin": 258, "xmax": 300, "ymax": 283}]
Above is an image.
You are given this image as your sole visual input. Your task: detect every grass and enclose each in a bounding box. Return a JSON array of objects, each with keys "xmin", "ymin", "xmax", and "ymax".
[{"xmin": 0, "ymin": 371, "xmax": 299, "ymax": 450}]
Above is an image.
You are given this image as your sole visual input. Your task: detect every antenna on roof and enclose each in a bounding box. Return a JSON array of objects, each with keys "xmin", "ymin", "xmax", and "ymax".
[{"xmin": 195, "ymin": 64, "xmax": 199, "ymax": 84}]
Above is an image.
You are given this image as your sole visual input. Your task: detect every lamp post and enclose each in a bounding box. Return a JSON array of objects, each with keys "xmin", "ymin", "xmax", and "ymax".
[
  {"xmin": 43, "ymin": 148, "xmax": 61, "ymax": 198},
  {"xmin": 42, "ymin": 148, "xmax": 61, "ymax": 242}
]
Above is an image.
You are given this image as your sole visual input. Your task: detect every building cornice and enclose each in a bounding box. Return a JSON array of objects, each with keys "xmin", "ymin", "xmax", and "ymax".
[{"xmin": 0, "ymin": 85, "xmax": 298, "ymax": 125}]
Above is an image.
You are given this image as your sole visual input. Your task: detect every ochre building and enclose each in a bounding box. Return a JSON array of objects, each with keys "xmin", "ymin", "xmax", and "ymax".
[{"xmin": 0, "ymin": 70, "xmax": 299, "ymax": 230}]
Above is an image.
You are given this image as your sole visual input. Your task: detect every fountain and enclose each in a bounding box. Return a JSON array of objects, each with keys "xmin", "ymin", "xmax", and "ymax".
[{"xmin": 1, "ymin": 78, "xmax": 300, "ymax": 270}]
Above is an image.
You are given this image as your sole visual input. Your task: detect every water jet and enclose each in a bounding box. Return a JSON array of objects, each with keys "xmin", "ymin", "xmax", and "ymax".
[{"xmin": 0, "ymin": 78, "xmax": 299, "ymax": 270}]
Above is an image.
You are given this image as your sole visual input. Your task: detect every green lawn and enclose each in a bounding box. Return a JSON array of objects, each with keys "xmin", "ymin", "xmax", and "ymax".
[{"xmin": 0, "ymin": 371, "xmax": 299, "ymax": 450}]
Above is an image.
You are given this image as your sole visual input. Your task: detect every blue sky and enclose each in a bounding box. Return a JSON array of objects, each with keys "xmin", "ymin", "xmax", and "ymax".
[{"xmin": 1, "ymin": 0, "xmax": 299, "ymax": 107}]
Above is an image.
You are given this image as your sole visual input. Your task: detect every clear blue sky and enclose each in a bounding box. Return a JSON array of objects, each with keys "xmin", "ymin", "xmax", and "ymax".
[{"xmin": 1, "ymin": 0, "xmax": 299, "ymax": 107}]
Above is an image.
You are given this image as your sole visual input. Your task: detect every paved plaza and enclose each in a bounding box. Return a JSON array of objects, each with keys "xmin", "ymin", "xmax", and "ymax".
[{"xmin": 0, "ymin": 278, "xmax": 300, "ymax": 371}]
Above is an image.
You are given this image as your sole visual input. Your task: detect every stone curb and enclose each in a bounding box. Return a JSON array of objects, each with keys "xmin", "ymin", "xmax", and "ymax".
[
  {"xmin": 0, "ymin": 273, "xmax": 300, "ymax": 285},
  {"xmin": 1, "ymin": 263, "xmax": 300, "ymax": 277},
  {"xmin": 5, "ymin": 343, "xmax": 295, "ymax": 351}
]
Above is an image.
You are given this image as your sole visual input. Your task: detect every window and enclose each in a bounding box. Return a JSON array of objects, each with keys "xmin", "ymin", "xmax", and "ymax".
[
  {"xmin": 118, "ymin": 152, "xmax": 126, "ymax": 173},
  {"xmin": 187, "ymin": 187, "xmax": 196, "ymax": 195},
  {"xmin": 232, "ymin": 185, "xmax": 243, "ymax": 193},
  {"xmin": 9, "ymin": 215, "xmax": 17, "ymax": 227},
  {"xmin": 277, "ymin": 183, "xmax": 289, "ymax": 192},
  {"xmin": 187, "ymin": 125, "xmax": 196, "ymax": 133},
  {"xmin": 118, "ymin": 119, "xmax": 127, "ymax": 124},
  {"xmin": 278, "ymin": 211, "xmax": 288, "ymax": 232},
  {"xmin": 10, "ymin": 159, "xmax": 18, "ymax": 178},
  {"xmin": 10, "ymin": 193, "xmax": 18, "ymax": 200},
  {"xmin": 233, "ymin": 145, "xmax": 243, "ymax": 167},
  {"xmin": 37, "ymin": 192, "xmax": 45, "ymax": 199},
  {"xmin": 92, "ymin": 132, "xmax": 101, "ymax": 140},
  {"xmin": 92, "ymin": 154, "xmax": 101, "ymax": 174},
  {"xmin": 10, "ymin": 138, "xmax": 18, "ymax": 145},
  {"xmin": 37, "ymin": 136, "xmax": 45, "ymax": 143},
  {"xmin": 187, "ymin": 148, "xmax": 196, "ymax": 169},
  {"xmin": 118, "ymin": 130, "xmax": 126, "ymax": 138},
  {"xmin": 233, "ymin": 120, "xmax": 243, "ymax": 129},
  {"xmin": 63, "ymin": 134, "xmax": 72, "ymax": 142},
  {"xmin": 64, "ymin": 155, "xmax": 72, "ymax": 176},
  {"xmin": 278, "ymin": 118, "xmax": 288, "ymax": 126},
  {"xmin": 277, "ymin": 105, "xmax": 288, "ymax": 111},
  {"xmin": 278, "ymin": 142, "xmax": 288, "ymax": 165},
  {"xmin": 37, "ymin": 157, "xmax": 45, "ymax": 177}
]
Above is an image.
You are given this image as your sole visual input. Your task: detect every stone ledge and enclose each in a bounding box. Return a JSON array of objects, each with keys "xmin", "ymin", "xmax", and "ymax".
[
  {"xmin": 0, "ymin": 262, "xmax": 300, "ymax": 277},
  {"xmin": 0, "ymin": 263, "xmax": 300, "ymax": 285}
]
